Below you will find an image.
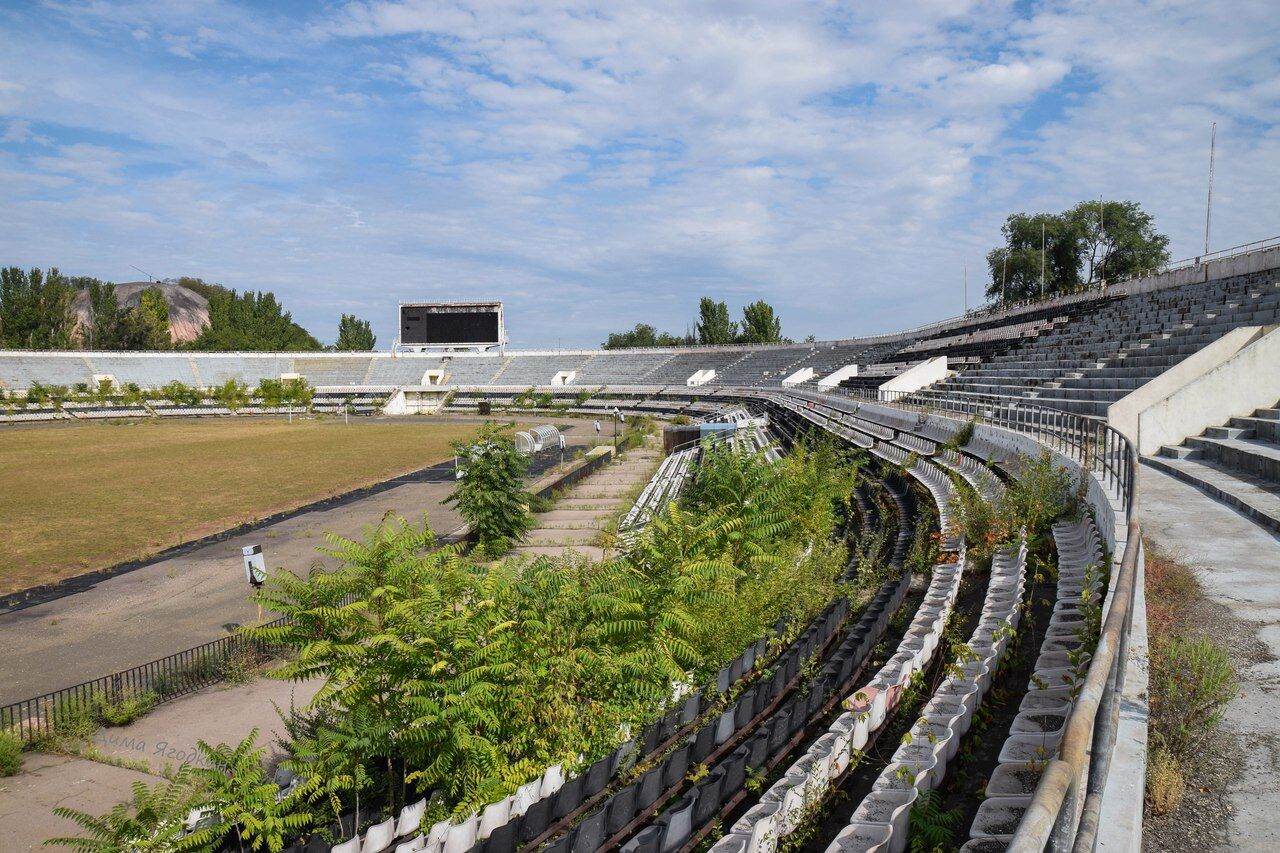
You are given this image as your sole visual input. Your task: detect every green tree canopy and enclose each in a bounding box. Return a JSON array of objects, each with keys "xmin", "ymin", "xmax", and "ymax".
[
  {"xmin": 602, "ymin": 322, "xmax": 687, "ymax": 349},
  {"xmin": 739, "ymin": 300, "xmax": 784, "ymax": 344},
  {"xmin": 191, "ymin": 288, "xmax": 322, "ymax": 351},
  {"xmin": 336, "ymin": 313, "xmax": 376, "ymax": 351},
  {"xmin": 445, "ymin": 422, "xmax": 533, "ymax": 554},
  {"xmin": 1064, "ymin": 199, "xmax": 1170, "ymax": 283},
  {"xmin": 986, "ymin": 200, "xmax": 1170, "ymax": 302},
  {"xmin": 0, "ymin": 267, "xmax": 74, "ymax": 349},
  {"xmin": 696, "ymin": 297, "xmax": 737, "ymax": 345}
]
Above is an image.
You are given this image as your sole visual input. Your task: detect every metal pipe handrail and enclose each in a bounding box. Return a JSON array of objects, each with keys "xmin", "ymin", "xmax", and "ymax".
[{"xmin": 1010, "ymin": 518, "xmax": 1141, "ymax": 852}]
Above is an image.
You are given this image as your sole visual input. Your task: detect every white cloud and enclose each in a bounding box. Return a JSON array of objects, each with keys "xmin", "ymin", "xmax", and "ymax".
[
  {"xmin": 32, "ymin": 143, "xmax": 127, "ymax": 184},
  {"xmin": 0, "ymin": 0, "xmax": 1275, "ymax": 347}
]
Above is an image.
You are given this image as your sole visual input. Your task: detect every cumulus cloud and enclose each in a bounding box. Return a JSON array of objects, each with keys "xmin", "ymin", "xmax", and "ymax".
[{"xmin": 0, "ymin": 0, "xmax": 1275, "ymax": 347}]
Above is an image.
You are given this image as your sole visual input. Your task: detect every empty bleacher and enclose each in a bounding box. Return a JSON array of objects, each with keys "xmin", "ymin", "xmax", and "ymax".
[{"xmin": 931, "ymin": 270, "xmax": 1280, "ymax": 417}]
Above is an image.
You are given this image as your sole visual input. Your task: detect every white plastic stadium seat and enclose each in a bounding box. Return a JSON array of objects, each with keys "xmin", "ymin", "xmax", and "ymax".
[
  {"xmin": 394, "ymin": 837, "xmax": 427, "ymax": 853},
  {"xmin": 361, "ymin": 817, "xmax": 397, "ymax": 853},
  {"xmin": 395, "ymin": 799, "xmax": 427, "ymax": 838},
  {"xmin": 331, "ymin": 837, "xmax": 361, "ymax": 853}
]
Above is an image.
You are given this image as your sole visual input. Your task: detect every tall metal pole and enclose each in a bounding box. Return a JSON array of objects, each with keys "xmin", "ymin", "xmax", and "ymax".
[
  {"xmin": 1204, "ymin": 121, "xmax": 1216, "ymax": 257},
  {"xmin": 1001, "ymin": 251, "xmax": 1008, "ymax": 306},
  {"xmin": 1040, "ymin": 220, "xmax": 1046, "ymax": 298},
  {"xmin": 963, "ymin": 262, "xmax": 968, "ymax": 313}
]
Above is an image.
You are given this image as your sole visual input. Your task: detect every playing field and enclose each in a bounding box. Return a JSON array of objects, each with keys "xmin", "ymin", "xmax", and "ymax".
[{"xmin": 0, "ymin": 418, "xmax": 480, "ymax": 593}]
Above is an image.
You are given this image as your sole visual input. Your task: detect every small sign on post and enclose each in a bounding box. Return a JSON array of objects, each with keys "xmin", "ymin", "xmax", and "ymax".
[{"xmin": 242, "ymin": 545, "xmax": 267, "ymax": 622}]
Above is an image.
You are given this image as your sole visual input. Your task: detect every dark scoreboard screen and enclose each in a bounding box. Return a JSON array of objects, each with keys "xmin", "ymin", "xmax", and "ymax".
[{"xmin": 401, "ymin": 305, "xmax": 501, "ymax": 345}]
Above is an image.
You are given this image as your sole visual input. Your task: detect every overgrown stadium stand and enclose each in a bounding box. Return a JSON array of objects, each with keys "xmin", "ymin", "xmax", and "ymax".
[{"xmin": 3, "ymin": 239, "xmax": 1280, "ymax": 851}]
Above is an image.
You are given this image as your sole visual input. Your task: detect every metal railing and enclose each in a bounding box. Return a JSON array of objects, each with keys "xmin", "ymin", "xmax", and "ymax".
[
  {"xmin": 813, "ymin": 386, "xmax": 1136, "ymax": 517},
  {"xmin": 0, "ymin": 620, "xmax": 290, "ymax": 745}
]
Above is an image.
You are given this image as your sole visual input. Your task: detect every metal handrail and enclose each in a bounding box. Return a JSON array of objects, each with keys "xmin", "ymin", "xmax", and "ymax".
[{"xmin": 1010, "ymin": 519, "xmax": 1141, "ymax": 852}]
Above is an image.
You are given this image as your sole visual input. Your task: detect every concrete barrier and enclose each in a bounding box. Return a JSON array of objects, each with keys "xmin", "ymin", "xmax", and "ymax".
[
  {"xmin": 818, "ymin": 364, "xmax": 859, "ymax": 387},
  {"xmin": 1108, "ymin": 325, "xmax": 1280, "ymax": 455},
  {"xmin": 878, "ymin": 356, "xmax": 948, "ymax": 400}
]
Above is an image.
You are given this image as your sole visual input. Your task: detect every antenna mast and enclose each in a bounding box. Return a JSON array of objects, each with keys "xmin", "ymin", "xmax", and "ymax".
[{"xmin": 1204, "ymin": 121, "xmax": 1216, "ymax": 256}]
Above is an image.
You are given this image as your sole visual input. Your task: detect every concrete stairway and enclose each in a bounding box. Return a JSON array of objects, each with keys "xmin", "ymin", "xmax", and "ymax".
[
  {"xmin": 1143, "ymin": 401, "xmax": 1280, "ymax": 534},
  {"xmin": 509, "ymin": 447, "xmax": 663, "ymax": 560}
]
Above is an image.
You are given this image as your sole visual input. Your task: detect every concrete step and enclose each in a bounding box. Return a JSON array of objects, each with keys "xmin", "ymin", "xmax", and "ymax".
[
  {"xmin": 1185, "ymin": 435, "xmax": 1280, "ymax": 484},
  {"xmin": 1204, "ymin": 425, "xmax": 1253, "ymax": 440},
  {"xmin": 1142, "ymin": 455, "xmax": 1280, "ymax": 536},
  {"xmin": 1160, "ymin": 445, "xmax": 1199, "ymax": 460}
]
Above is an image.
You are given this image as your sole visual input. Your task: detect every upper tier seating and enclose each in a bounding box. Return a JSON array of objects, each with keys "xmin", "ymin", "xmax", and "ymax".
[
  {"xmin": 572, "ymin": 351, "xmax": 676, "ymax": 385},
  {"xmin": 930, "ymin": 271, "xmax": 1280, "ymax": 417}
]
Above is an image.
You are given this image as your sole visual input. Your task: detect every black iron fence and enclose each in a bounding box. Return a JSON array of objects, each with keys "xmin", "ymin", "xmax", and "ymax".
[{"xmin": 1, "ymin": 619, "xmax": 290, "ymax": 745}]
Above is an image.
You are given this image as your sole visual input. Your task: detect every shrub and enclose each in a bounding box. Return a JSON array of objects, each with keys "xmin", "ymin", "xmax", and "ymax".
[
  {"xmin": 93, "ymin": 690, "xmax": 158, "ymax": 727},
  {"xmin": 1146, "ymin": 745, "xmax": 1185, "ymax": 815},
  {"xmin": 0, "ymin": 728, "xmax": 23, "ymax": 776},
  {"xmin": 1148, "ymin": 635, "xmax": 1236, "ymax": 760},
  {"xmin": 446, "ymin": 422, "xmax": 533, "ymax": 552}
]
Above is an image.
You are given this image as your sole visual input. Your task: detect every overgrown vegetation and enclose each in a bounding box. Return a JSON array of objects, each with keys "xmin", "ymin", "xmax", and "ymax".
[
  {"xmin": 949, "ymin": 450, "xmax": 1081, "ymax": 561},
  {"xmin": 445, "ymin": 422, "xmax": 533, "ymax": 554},
  {"xmin": 0, "ymin": 728, "xmax": 23, "ymax": 776},
  {"xmin": 1144, "ymin": 547, "xmax": 1239, "ymax": 817},
  {"xmin": 41, "ymin": 433, "xmax": 860, "ymax": 848}
]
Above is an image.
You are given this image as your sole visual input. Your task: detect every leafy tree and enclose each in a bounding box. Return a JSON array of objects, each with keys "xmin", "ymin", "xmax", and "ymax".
[
  {"xmin": 193, "ymin": 730, "xmax": 314, "ymax": 853},
  {"xmin": 137, "ymin": 287, "xmax": 172, "ymax": 349},
  {"xmin": 696, "ymin": 297, "xmax": 737, "ymax": 345},
  {"xmin": 986, "ymin": 200, "xmax": 1170, "ymax": 302},
  {"xmin": 0, "ymin": 266, "xmax": 74, "ymax": 349},
  {"xmin": 985, "ymin": 213, "xmax": 1081, "ymax": 302},
  {"xmin": 191, "ymin": 288, "xmax": 321, "ymax": 352},
  {"xmin": 46, "ymin": 769, "xmax": 215, "ymax": 852},
  {"xmin": 738, "ymin": 300, "xmax": 784, "ymax": 344},
  {"xmin": 602, "ymin": 322, "xmax": 687, "ymax": 349},
  {"xmin": 445, "ymin": 423, "xmax": 533, "ymax": 554},
  {"xmin": 212, "ymin": 379, "xmax": 251, "ymax": 411},
  {"xmin": 1064, "ymin": 199, "xmax": 1170, "ymax": 283},
  {"xmin": 335, "ymin": 314, "xmax": 376, "ymax": 351},
  {"xmin": 81, "ymin": 279, "xmax": 125, "ymax": 350}
]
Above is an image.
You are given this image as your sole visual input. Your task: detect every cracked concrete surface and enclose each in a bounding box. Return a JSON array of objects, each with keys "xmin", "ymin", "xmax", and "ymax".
[{"xmin": 1140, "ymin": 465, "xmax": 1280, "ymax": 852}]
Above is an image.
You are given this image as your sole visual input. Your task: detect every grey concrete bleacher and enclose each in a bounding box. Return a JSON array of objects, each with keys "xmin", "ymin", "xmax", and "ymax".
[
  {"xmin": 289, "ymin": 356, "xmax": 374, "ymax": 387},
  {"xmin": 439, "ymin": 355, "xmax": 505, "ymax": 385},
  {"xmin": 641, "ymin": 349, "xmax": 753, "ymax": 384},
  {"xmin": 491, "ymin": 353, "xmax": 592, "ymax": 386},
  {"xmin": 191, "ymin": 356, "xmax": 293, "ymax": 388},
  {"xmin": 1146, "ymin": 399, "xmax": 1280, "ymax": 534},
  {"xmin": 572, "ymin": 351, "xmax": 674, "ymax": 385},
  {"xmin": 84, "ymin": 355, "xmax": 195, "ymax": 387},
  {"xmin": 932, "ymin": 271, "xmax": 1280, "ymax": 417},
  {"xmin": 365, "ymin": 356, "xmax": 443, "ymax": 386},
  {"xmin": 0, "ymin": 354, "xmax": 94, "ymax": 388}
]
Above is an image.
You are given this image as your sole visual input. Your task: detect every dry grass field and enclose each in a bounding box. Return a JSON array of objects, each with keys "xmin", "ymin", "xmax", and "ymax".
[{"xmin": 0, "ymin": 418, "xmax": 480, "ymax": 593}]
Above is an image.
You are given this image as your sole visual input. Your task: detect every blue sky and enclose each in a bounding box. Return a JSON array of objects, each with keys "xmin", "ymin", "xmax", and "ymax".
[{"xmin": 1, "ymin": 1, "xmax": 1277, "ymax": 348}]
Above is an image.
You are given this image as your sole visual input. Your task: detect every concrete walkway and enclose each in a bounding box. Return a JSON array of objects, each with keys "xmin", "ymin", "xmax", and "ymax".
[
  {"xmin": 0, "ymin": 676, "xmax": 321, "ymax": 851},
  {"xmin": 511, "ymin": 447, "xmax": 662, "ymax": 561},
  {"xmin": 0, "ymin": 478, "xmax": 464, "ymax": 704},
  {"xmin": 1139, "ymin": 465, "xmax": 1280, "ymax": 851}
]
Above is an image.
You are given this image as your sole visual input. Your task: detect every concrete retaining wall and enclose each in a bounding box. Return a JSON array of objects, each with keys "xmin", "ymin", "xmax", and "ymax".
[
  {"xmin": 878, "ymin": 356, "xmax": 948, "ymax": 399},
  {"xmin": 1108, "ymin": 325, "xmax": 1280, "ymax": 455}
]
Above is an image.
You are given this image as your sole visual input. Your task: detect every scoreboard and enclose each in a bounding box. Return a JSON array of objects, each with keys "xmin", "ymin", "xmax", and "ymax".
[{"xmin": 399, "ymin": 302, "xmax": 504, "ymax": 349}]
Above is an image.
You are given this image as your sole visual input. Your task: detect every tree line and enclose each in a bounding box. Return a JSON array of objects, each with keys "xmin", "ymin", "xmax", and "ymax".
[
  {"xmin": 604, "ymin": 297, "xmax": 793, "ymax": 348},
  {"xmin": 985, "ymin": 199, "xmax": 1170, "ymax": 302},
  {"xmin": 0, "ymin": 268, "xmax": 379, "ymax": 352}
]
